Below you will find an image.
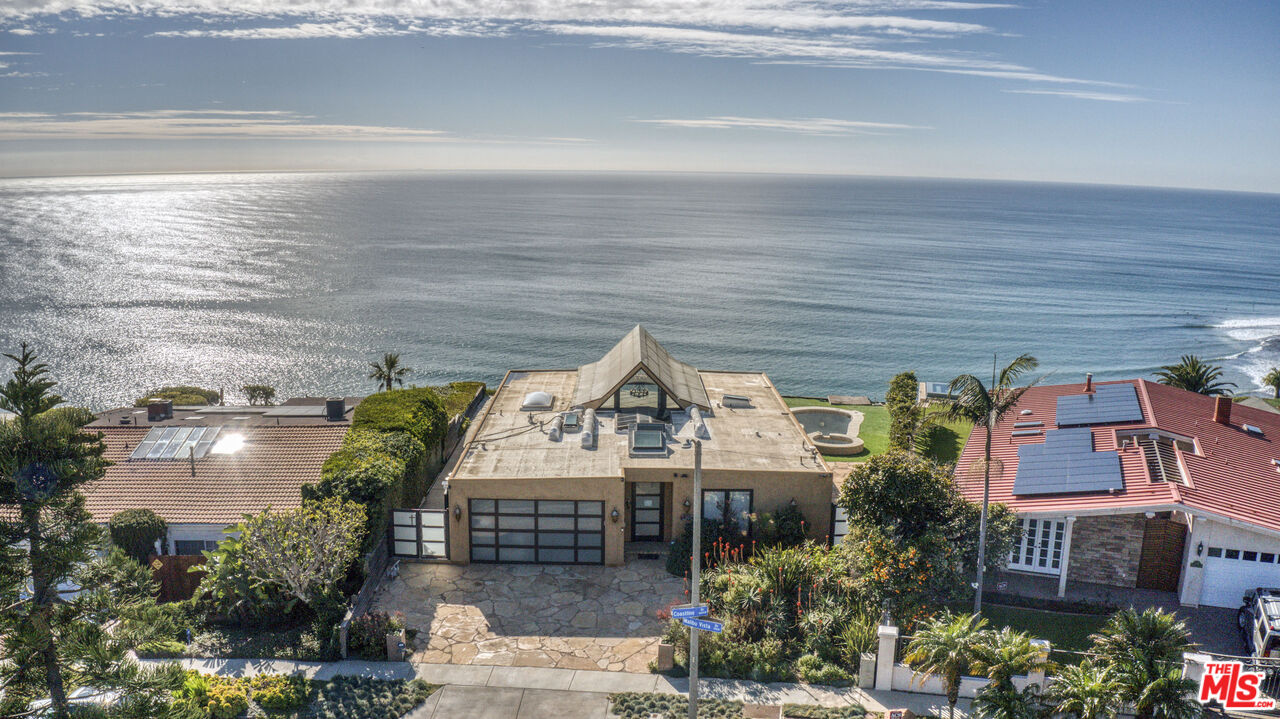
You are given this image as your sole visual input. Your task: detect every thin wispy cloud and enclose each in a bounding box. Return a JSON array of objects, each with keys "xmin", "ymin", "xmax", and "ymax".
[
  {"xmin": 1004, "ymin": 89, "xmax": 1155, "ymax": 102},
  {"xmin": 0, "ymin": 0, "xmax": 1124, "ymax": 88},
  {"xmin": 638, "ymin": 116, "xmax": 928, "ymax": 135},
  {"xmin": 0, "ymin": 109, "xmax": 453, "ymax": 141}
]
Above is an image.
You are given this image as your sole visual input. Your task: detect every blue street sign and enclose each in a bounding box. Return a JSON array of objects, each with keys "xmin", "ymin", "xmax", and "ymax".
[
  {"xmin": 681, "ymin": 617, "xmax": 723, "ymax": 633},
  {"xmin": 671, "ymin": 604, "xmax": 709, "ymax": 619}
]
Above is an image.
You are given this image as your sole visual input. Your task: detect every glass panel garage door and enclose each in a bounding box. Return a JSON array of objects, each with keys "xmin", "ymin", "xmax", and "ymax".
[{"xmin": 469, "ymin": 499, "xmax": 604, "ymax": 564}]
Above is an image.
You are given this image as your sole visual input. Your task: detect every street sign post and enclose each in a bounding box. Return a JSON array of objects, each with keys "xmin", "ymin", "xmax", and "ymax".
[
  {"xmin": 681, "ymin": 617, "xmax": 723, "ymax": 633},
  {"xmin": 689, "ymin": 440, "xmax": 702, "ymax": 719},
  {"xmin": 671, "ymin": 604, "xmax": 709, "ymax": 619}
]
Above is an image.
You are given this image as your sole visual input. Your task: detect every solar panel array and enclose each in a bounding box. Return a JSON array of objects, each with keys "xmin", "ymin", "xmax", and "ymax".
[
  {"xmin": 1055, "ymin": 383, "xmax": 1143, "ymax": 427},
  {"xmin": 1012, "ymin": 427, "xmax": 1125, "ymax": 496},
  {"xmin": 129, "ymin": 426, "xmax": 222, "ymax": 461}
]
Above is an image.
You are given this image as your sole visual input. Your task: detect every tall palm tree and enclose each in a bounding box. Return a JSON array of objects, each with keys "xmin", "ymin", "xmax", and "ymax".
[
  {"xmin": 904, "ymin": 611, "xmax": 988, "ymax": 719},
  {"xmin": 1090, "ymin": 608, "xmax": 1198, "ymax": 719},
  {"xmin": 970, "ymin": 628, "xmax": 1047, "ymax": 692},
  {"xmin": 1046, "ymin": 660, "xmax": 1120, "ymax": 719},
  {"xmin": 368, "ymin": 352, "xmax": 411, "ymax": 392},
  {"xmin": 972, "ymin": 684, "xmax": 1043, "ymax": 719},
  {"xmin": 1264, "ymin": 367, "xmax": 1280, "ymax": 400},
  {"xmin": 934, "ymin": 353, "xmax": 1040, "ymax": 613},
  {"xmin": 1154, "ymin": 355, "xmax": 1236, "ymax": 396}
]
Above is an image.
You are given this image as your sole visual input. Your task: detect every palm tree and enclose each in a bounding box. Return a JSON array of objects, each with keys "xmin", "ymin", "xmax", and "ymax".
[
  {"xmin": 1154, "ymin": 355, "xmax": 1236, "ymax": 396},
  {"xmin": 934, "ymin": 353, "xmax": 1040, "ymax": 612},
  {"xmin": 1090, "ymin": 608, "xmax": 1198, "ymax": 719},
  {"xmin": 1264, "ymin": 367, "xmax": 1280, "ymax": 400},
  {"xmin": 973, "ymin": 684, "xmax": 1043, "ymax": 719},
  {"xmin": 970, "ymin": 628, "xmax": 1047, "ymax": 692},
  {"xmin": 368, "ymin": 352, "xmax": 411, "ymax": 392},
  {"xmin": 904, "ymin": 611, "xmax": 988, "ymax": 719},
  {"xmin": 1046, "ymin": 660, "xmax": 1120, "ymax": 719}
]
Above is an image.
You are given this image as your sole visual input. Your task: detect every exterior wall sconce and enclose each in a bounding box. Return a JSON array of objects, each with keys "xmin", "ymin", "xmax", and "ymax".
[
  {"xmin": 610, "ymin": 508, "xmax": 620, "ymax": 523},
  {"xmin": 789, "ymin": 498, "xmax": 797, "ymax": 507},
  {"xmin": 1196, "ymin": 541, "xmax": 1204, "ymax": 556},
  {"xmin": 683, "ymin": 498, "xmax": 691, "ymax": 508},
  {"xmin": 453, "ymin": 505, "xmax": 462, "ymax": 521}
]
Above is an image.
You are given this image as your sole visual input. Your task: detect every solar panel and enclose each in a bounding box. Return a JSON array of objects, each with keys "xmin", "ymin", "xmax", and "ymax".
[
  {"xmin": 263, "ymin": 405, "xmax": 325, "ymax": 417},
  {"xmin": 1055, "ymin": 384, "xmax": 1143, "ymax": 427},
  {"xmin": 130, "ymin": 426, "xmax": 222, "ymax": 460},
  {"xmin": 1012, "ymin": 427, "xmax": 1125, "ymax": 496}
]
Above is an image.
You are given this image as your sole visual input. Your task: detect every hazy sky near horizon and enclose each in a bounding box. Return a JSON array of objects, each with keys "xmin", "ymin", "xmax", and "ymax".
[{"xmin": 1, "ymin": 1, "xmax": 1277, "ymax": 191}]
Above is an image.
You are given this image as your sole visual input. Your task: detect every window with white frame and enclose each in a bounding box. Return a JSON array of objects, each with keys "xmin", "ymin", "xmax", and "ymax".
[{"xmin": 1007, "ymin": 517, "xmax": 1066, "ymax": 575}]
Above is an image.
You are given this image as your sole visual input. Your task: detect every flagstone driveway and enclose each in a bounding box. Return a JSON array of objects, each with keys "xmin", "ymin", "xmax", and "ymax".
[{"xmin": 372, "ymin": 558, "xmax": 686, "ymax": 672}]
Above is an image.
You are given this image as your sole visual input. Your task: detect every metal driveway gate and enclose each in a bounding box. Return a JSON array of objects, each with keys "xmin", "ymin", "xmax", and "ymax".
[{"xmin": 390, "ymin": 508, "xmax": 449, "ymax": 560}]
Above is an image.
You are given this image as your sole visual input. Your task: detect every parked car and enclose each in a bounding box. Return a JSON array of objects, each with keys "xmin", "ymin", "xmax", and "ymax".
[{"xmin": 1238, "ymin": 587, "xmax": 1280, "ymax": 659}]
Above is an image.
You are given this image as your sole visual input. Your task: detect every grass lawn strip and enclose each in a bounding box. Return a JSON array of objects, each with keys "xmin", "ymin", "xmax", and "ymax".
[
  {"xmin": 610, "ymin": 691, "xmax": 744, "ymax": 719},
  {"xmin": 974, "ymin": 604, "xmax": 1109, "ymax": 654},
  {"xmin": 781, "ymin": 705, "xmax": 869, "ymax": 719}
]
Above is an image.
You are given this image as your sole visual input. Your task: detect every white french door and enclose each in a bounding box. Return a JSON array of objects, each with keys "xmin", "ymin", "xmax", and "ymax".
[{"xmin": 1007, "ymin": 517, "xmax": 1066, "ymax": 575}]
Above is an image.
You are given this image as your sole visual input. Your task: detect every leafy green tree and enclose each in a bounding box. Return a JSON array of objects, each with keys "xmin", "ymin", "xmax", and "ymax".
[
  {"xmin": 1154, "ymin": 355, "xmax": 1236, "ymax": 396},
  {"xmin": 0, "ymin": 344, "xmax": 109, "ymax": 716},
  {"xmin": 886, "ymin": 371, "xmax": 920, "ymax": 451},
  {"xmin": 133, "ymin": 385, "xmax": 220, "ymax": 407},
  {"xmin": 1263, "ymin": 367, "xmax": 1280, "ymax": 400},
  {"xmin": 1046, "ymin": 660, "xmax": 1120, "ymax": 719},
  {"xmin": 1089, "ymin": 608, "xmax": 1198, "ymax": 719},
  {"xmin": 109, "ymin": 508, "xmax": 168, "ymax": 563},
  {"xmin": 932, "ymin": 353, "xmax": 1040, "ymax": 612},
  {"xmin": 903, "ymin": 611, "xmax": 988, "ymax": 719},
  {"xmin": 238, "ymin": 497, "xmax": 367, "ymax": 612},
  {"xmin": 368, "ymin": 352, "xmax": 412, "ymax": 392},
  {"xmin": 837, "ymin": 451, "xmax": 1018, "ymax": 619},
  {"xmin": 241, "ymin": 384, "xmax": 276, "ymax": 406}
]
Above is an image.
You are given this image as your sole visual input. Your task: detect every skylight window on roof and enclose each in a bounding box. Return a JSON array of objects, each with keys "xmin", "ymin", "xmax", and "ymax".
[
  {"xmin": 1243, "ymin": 424, "xmax": 1264, "ymax": 436},
  {"xmin": 629, "ymin": 422, "xmax": 668, "ymax": 456},
  {"xmin": 210, "ymin": 432, "xmax": 246, "ymax": 455}
]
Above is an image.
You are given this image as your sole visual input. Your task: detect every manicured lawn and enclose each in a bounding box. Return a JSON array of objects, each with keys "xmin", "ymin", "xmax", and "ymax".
[
  {"xmin": 976, "ymin": 604, "xmax": 1108, "ymax": 653},
  {"xmin": 783, "ymin": 397, "xmax": 971, "ymax": 464}
]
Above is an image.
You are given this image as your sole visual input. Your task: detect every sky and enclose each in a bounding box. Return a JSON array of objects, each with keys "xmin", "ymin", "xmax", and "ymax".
[{"xmin": 0, "ymin": 1, "xmax": 1277, "ymax": 191}]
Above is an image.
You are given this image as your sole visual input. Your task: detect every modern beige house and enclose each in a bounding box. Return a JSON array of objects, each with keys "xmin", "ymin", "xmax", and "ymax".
[{"xmin": 439, "ymin": 326, "xmax": 834, "ymax": 566}]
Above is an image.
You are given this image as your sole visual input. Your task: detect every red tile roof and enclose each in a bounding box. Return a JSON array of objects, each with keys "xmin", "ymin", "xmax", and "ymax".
[
  {"xmin": 954, "ymin": 379, "xmax": 1280, "ymax": 534},
  {"xmin": 80, "ymin": 424, "xmax": 348, "ymax": 525}
]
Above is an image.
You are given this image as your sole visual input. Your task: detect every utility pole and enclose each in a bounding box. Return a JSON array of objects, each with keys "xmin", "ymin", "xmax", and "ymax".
[{"xmin": 689, "ymin": 439, "xmax": 702, "ymax": 719}]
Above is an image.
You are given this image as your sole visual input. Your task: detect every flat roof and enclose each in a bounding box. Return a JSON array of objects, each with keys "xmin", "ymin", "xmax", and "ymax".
[
  {"xmin": 451, "ymin": 369, "xmax": 828, "ymax": 480},
  {"xmin": 88, "ymin": 396, "xmax": 362, "ymax": 428}
]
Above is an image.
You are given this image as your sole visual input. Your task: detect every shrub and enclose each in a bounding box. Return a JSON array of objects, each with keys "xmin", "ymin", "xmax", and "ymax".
[
  {"xmin": 611, "ymin": 691, "xmax": 744, "ymax": 719},
  {"xmin": 133, "ymin": 386, "xmax": 220, "ymax": 407},
  {"xmin": 308, "ymin": 676, "xmax": 436, "ymax": 718},
  {"xmin": 348, "ymin": 610, "xmax": 405, "ymax": 659},
  {"xmin": 205, "ymin": 681, "xmax": 248, "ymax": 719},
  {"xmin": 109, "ymin": 508, "xmax": 169, "ymax": 563},
  {"xmin": 886, "ymin": 371, "xmax": 920, "ymax": 451},
  {"xmin": 795, "ymin": 653, "xmax": 854, "ymax": 686},
  {"xmin": 754, "ymin": 503, "xmax": 809, "ymax": 547},
  {"xmin": 351, "ymin": 387, "xmax": 449, "ymax": 449},
  {"xmin": 248, "ymin": 674, "xmax": 310, "ymax": 711}
]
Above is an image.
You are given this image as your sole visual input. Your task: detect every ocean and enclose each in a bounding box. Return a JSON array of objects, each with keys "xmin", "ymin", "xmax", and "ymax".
[{"xmin": 0, "ymin": 171, "xmax": 1277, "ymax": 410}]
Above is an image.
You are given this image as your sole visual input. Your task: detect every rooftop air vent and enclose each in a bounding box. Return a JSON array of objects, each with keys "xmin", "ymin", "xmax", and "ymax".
[
  {"xmin": 581, "ymin": 408, "xmax": 596, "ymax": 449},
  {"xmin": 325, "ymin": 397, "xmax": 346, "ymax": 421},
  {"xmin": 521, "ymin": 391, "xmax": 553, "ymax": 411},
  {"xmin": 561, "ymin": 410, "xmax": 581, "ymax": 432},
  {"xmin": 147, "ymin": 399, "xmax": 174, "ymax": 422},
  {"xmin": 722, "ymin": 394, "xmax": 751, "ymax": 408},
  {"xmin": 1011, "ymin": 430, "xmax": 1043, "ymax": 437}
]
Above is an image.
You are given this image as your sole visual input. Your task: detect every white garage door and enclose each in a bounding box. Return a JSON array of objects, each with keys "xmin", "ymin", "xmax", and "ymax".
[{"xmin": 1202, "ymin": 545, "xmax": 1280, "ymax": 608}]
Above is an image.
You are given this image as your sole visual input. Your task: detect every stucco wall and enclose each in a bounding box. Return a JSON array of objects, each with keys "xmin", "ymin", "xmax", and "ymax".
[{"xmin": 1065, "ymin": 513, "xmax": 1146, "ymax": 587}]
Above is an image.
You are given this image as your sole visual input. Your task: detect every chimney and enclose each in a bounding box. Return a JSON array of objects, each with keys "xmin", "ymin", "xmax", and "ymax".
[
  {"xmin": 147, "ymin": 398, "xmax": 173, "ymax": 422},
  {"xmin": 1213, "ymin": 396, "xmax": 1231, "ymax": 425},
  {"xmin": 325, "ymin": 397, "xmax": 346, "ymax": 422},
  {"xmin": 1084, "ymin": 373, "xmax": 1093, "ymax": 393}
]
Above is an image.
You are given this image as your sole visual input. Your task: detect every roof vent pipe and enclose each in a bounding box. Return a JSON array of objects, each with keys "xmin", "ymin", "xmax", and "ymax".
[
  {"xmin": 1084, "ymin": 373, "xmax": 1093, "ymax": 393},
  {"xmin": 549, "ymin": 414, "xmax": 564, "ymax": 442},
  {"xmin": 688, "ymin": 406, "xmax": 710, "ymax": 440},
  {"xmin": 325, "ymin": 397, "xmax": 345, "ymax": 422},
  {"xmin": 581, "ymin": 409, "xmax": 596, "ymax": 448},
  {"xmin": 1213, "ymin": 396, "xmax": 1232, "ymax": 425}
]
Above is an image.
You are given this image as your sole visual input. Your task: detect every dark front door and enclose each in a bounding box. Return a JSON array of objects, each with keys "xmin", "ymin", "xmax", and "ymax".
[
  {"xmin": 630, "ymin": 482, "xmax": 664, "ymax": 541},
  {"xmin": 1136, "ymin": 517, "xmax": 1186, "ymax": 592}
]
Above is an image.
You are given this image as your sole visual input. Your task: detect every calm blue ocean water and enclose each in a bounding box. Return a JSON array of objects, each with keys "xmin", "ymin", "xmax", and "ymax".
[{"xmin": 1, "ymin": 171, "xmax": 1277, "ymax": 409}]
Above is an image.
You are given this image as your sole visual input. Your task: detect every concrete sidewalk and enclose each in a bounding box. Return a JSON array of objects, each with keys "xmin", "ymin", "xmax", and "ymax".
[{"xmin": 148, "ymin": 658, "xmax": 969, "ymax": 718}]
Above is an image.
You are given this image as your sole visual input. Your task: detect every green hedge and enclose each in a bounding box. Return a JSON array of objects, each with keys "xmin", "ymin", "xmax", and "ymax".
[
  {"xmin": 350, "ymin": 387, "xmax": 449, "ymax": 448},
  {"xmin": 109, "ymin": 508, "xmax": 169, "ymax": 563}
]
